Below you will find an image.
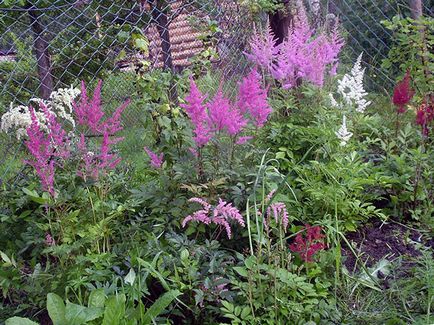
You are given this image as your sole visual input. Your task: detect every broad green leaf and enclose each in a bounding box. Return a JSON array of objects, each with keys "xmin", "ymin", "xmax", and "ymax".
[
  {"xmin": 47, "ymin": 293, "xmax": 67, "ymax": 325},
  {"xmin": 102, "ymin": 294, "xmax": 126, "ymax": 325},
  {"xmin": 65, "ymin": 302, "xmax": 103, "ymax": 325},
  {"xmin": 88, "ymin": 289, "xmax": 106, "ymax": 308},
  {"xmin": 5, "ymin": 317, "xmax": 39, "ymax": 325},
  {"xmin": 142, "ymin": 290, "xmax": 181, "ymax": 323},
  {"xmin": 233, "ymin": 266, "xmax": 248, "ymax": 277}
]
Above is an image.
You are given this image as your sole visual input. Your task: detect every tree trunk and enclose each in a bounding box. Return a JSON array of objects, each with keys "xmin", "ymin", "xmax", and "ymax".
[
  {"xmin": 409, "ymin": 0, "xmax": 423, "ymax": 19},
  {"xmin": 149, "ymin": 0, "xmax": 178, "ymax": 104},
  {"xmin": 27, "ymin": 5, "xmax": 53, "ymax": 99},
  {"xmin": 269, "ymin": 0, "xmax": 292, "ymax": 44}
]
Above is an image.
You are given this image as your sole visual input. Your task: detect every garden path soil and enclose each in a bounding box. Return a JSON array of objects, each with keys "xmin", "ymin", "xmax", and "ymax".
[{"xmin": 342, "ymin": 219, "xmax": 432, "ymax": 272}]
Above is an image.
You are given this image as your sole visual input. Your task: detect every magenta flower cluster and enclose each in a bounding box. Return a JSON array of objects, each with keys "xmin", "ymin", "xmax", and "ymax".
[
  {"xmin": 246, "ymin": 5, "xmax": 344, "ymax": 88},
  {"xmin": 24, "ymin": 103, "xmax": 70, "ymax": 196},
  {"xmin": 181, "ymin": 69, "xmax": 271, "ymax": 148},
  {"xmin": 262, "ymin": 190, "xmax": 289, "ymax": 232},
  {"xmin": 182, "ymin": 197, "xmax": 245, "ymax": 239},
  {"xmin": 24, "ymin": 80, "xmax": 129, "ymax": 195},
  {"xmin": 144, "ymin": 147, "xmax": 164, "ymax": 169},
  {"xmin": 74, "ymin": 80, "xmax": 129, "ymax": 181}
]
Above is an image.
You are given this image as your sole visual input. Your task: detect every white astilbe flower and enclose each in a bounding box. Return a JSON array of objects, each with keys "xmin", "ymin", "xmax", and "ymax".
[
  {"xmin": 49, "ymin": 85, "xmax": 80, "ymax": 127},
  {"xmin": 1, "ymin": 85, "xmax": 79, "ymax": 139},
  {"xmin": 0, "ymin": 103, "xmax": 47, "ymax": 139},
  {"xmin": 335, "ymin": 115, "xmax": 353, "ymax": 146},
  {"xmin": 330, "ymin": 53, "xmax": 371, "ymax": 113}
]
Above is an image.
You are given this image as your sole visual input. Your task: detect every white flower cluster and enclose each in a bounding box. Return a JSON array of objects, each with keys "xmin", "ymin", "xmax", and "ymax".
[
  {"xmin": 335, "ymin": 115, "xmax": 353, "ymax": 146},
  {"xmin": 0, "ymin": 85, "xmax": 80, "ymax": 139},
  {"xmin": 330, "ymin": 53, "xmax": 371, "ymax": 113}
]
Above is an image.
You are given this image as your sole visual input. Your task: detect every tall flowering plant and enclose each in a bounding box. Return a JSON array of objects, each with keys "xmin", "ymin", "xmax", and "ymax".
[
  {"xmin": 181, "ymin": 70, "xmax": 271, "ymax": 148},
  {"xmin": 73, "ymin": 80, "xmax": 129, "ymax": 181},
  {"xmin": 182, "ymin": 197, "xmax": 245, "ymax": 239},
  {"xmin": 24, "ymin": 103, "xmax": 70, "ymax": 196},
  {"xmin": 246, "ymin": 3, "xmax": 344, "ymax": 88},
  {"xmin": 23, "ymin": 80, "xmax": 129, "ymax": 194}
]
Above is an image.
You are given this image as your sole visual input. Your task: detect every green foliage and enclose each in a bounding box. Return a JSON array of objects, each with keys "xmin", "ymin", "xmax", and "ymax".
[{"xmin": 382, "ymin": 15, "xmax": 434, "ymax": 97}]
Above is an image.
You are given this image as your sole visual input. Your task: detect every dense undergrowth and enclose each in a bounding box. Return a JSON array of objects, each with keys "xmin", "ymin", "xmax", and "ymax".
[{"xmin": 0, "ymin": 3, "xmax": 433, "ymax": 325}]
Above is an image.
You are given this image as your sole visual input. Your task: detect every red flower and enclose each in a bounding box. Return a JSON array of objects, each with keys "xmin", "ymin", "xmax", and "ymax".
[
  {"xmin": 392, "ymin": 70, "xmax": 415, "ymax": 114},
  {"xmin": 289, "ymin": 224, "xmax": 326, "ymax": 262},
  {"xmin": 416, "ymin": 99, "xmax": 434, "ymax": 136}
]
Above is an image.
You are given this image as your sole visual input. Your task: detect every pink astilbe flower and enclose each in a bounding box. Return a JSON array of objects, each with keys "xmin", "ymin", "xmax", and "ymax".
[
  {"xmin": 208, "ymin": 89, "xmax": 247, "ymax": 135},
  {"xmin": 416, "ymin": 99, "xmax": 434, "ymax": 136},
  {"xmin": 262, "ymin": 190, "xmax": 289, "ymax": 232},
  {"xmin": 144, "ymin": 146, "xmax": 164, "ymax": 169},
  {"xmin": 289, "ymin": 224, "xmax": 326, "ymax": 262},
  {"xmin": 25, "ymin": 107, "xmax": 56, "ymax": 195},
  {"xmin": 73, "ymin": 81, "xmax": 129, "ymax": 181},
  {"xmin": 237, "ymin": 69, "xmax": 272, "ymax": 127},
  {"xmin": 180, "ymin": 78, "xmax": 211, "ymax": 147},
  {"xmin": 247, "ymin": 4, "xmax": 344, "ymax": 89},
  {"xmin": 235, "ymin": 136, "xmax": 253, "ymax": 145},
  {"xmin": 182, "ymin": 197, "xmax": 244, "ymax": 239},
  {"xmin": 40, "ymin": 102, "xmax": 70, "ymax": 159},
  {"xmin": 393, "ymin": 70, "xmax": 415, "ymax": 114},
  {"xmin": 24, "ymin": 104, "xmax": 70, "ymax": 196},
  {"xmin": 73, "ymin": 80, "xmax": 130, "ymax": 134},
  {"xmin": 267, "ymin": 202, "xmax": 289, "ymax": 232},
  {"xmin": 74, "ymin": 80, "xmax": 105, "ymax": 132},
  {"xmin": 76, "ymin": 134, "xmax": 98, "ymax": 181},
  {"xmin": 244, "ymin": 24, "xmax": 279, "ymax": 72},
  {"xmin": 45, "ymin": 233, "xmax": 55, "ymax": 246}
]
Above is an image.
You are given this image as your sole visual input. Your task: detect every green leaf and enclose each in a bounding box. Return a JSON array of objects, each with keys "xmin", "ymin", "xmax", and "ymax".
[
  {"xmin": 88, "ymin": 289, "xmax": 106, "ymax": 308},
  {"xmin": 102, "ymin": 294, "xmax": 126, "ymax": 325},
  {"xmin": 47, "ymin": 293, "xmax": 67, "ymax": 325},
  {"xmin": 65, "ymin": 302, "xmax": 103, "ymax": 325},
  {"xmin": 142, "ymin": 290, "xmax": 181, "ymax": 323},
  {"xmin": 233, "ymin": 266, "xmax": 248, "ymax": 277},
  {"xmin": 5, "ymin": 317, "xmax": 39, "ymax": 325}
]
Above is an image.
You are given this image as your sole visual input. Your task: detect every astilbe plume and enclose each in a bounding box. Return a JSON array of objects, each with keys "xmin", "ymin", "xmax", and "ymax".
[
  {"xmin": 144, "ymin": 147, "xmax": 164, "ymax": 169},
  {"xmin": 244, "ymin": 24, "xmax": 279, "ymax": 72},
  {"xmin": 247, "ymin": 3, "xmax": 344, "ymax": 88},
  {"xmin": 208, "ymin": 88, "xmax": 247, "ymax": 135},
  {"xmin": 25, "ymin": 107, "xmax": 56, "ymax": 196},
  {"xmin": 263, "ymin": 190, "xmax": 289, "ymax": 232},
  {"xmin": 180, "ymin": 78, "xmax": 211, "ymax": 147},
  {"xmin": 331, "ymin": 53, "xmax": 371, "ymax": 113},
  {"xmin": 237, "ymin": 69, "xmax": 272, "ymax": 127},
  {"xmin": 393, "ymin": 70, "xmax": 415, "ymax": 114},
  {"xmin": 289, "ymin": 224, "xmax": 326, "ymax": 262},
  {"xmin": 74, "ymin": 81, "xmax": 129, "ymax": 180},
  {"xmin": 416, "ymin": 99, "xmax": 434, "ymax": 136},
  {"xmin": 182, "ymin": 197, "xmax": 245, "ymax": 239},
  {"xmin": 24, "ymin": 103, "xmax": 70, "ymax": 196}
]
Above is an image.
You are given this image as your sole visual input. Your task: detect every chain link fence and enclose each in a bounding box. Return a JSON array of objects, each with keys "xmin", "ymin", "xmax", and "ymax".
[{"xmin": 0, "ymin": 0, "xmax": 432, "ymax": 183}]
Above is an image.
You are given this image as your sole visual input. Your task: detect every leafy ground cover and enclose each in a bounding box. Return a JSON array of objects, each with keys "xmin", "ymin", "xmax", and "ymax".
[{"xmin": 0, "ymin": 3, "xmax": 433, "ymax": 325}]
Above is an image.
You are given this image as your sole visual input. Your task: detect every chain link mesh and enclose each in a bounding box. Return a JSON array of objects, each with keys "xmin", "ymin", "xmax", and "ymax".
[{"xmin": 0, "ymin": 0, "xmax": 432, "ymax": 183}]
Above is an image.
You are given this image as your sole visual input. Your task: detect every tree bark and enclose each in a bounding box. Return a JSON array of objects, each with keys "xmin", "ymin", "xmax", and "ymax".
[
  {"xmin": 27, "ymin": 4, "xmax": 53, "ymax": 99},
  {"xmin": 269, "ymin": 0, "xmax": 292, "ymax": 44},
  {"xmin": 409, "ymin": 0, "xmax": 423, "ymax": 19},
  {"xmin": 148, "ymin": 0, "xmax": 178, "ymax": 104}
]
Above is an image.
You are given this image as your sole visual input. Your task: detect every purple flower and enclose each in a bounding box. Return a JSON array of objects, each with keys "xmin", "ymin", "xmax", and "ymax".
[
  {"xmin": 207, "ymin": 88, "xmax": 247, "ymax": 136},
  {"xmin": 24, "ymin": 104, "xmax": 69, "ymax": 196},
  {"xmin": 237, "ymin": 69, "xmax": 272, "ymax": 127},
  {"xmin": 144, "ymin": 147, "xmax": 164, "ymax": 169},
  {"xmin": 246, "ymin": 4, "xmax": 344, "ymax": 89},
  {"xmin": 182, "ymin": 197, "xmax": 245, "ymax": 239},
  {"xmin": 74, "ymin": 80, "xmax": 129, "ymax": 181},
  {"xmin": 180, "ymin": 78, "xmax": 211, "ymax": 147}
]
